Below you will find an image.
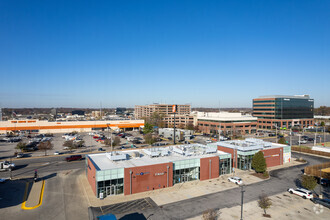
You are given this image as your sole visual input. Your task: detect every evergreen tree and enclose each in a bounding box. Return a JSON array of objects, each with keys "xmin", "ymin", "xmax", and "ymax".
[{"xmin": 252, "ymin": 151, "xmax": 267, "ymax": 173}]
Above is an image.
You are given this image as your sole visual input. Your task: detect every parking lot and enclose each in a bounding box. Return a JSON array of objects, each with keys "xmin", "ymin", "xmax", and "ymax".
[{"xmin": 0, "ymin": 130, "xmax": 149, "ymax": 160}]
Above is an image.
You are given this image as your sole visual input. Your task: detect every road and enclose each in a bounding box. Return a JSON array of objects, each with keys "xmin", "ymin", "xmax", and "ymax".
[
  {"xmin": 96, "ymin": 152, "xmax": 330, "ymax": 220},
  {"xmin": 0, "ymin": 155, "xmax": 85, "ymax": 179}
]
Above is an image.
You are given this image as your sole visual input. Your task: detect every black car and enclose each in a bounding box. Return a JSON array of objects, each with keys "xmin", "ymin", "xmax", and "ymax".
[
  {"xmin": 302, "ymin": 136, "xmax": 309, "ymax": 140},
  {"xmin": 307, "ymin": 138, "xmax": 314, "ymax": 141},
  {"xmin": 321, "ymin": 178, "xmax": 330, "ymax": 186},
  {"xmin": 311, "ymin": 198, "xmax": 330, "ymax": 209}
]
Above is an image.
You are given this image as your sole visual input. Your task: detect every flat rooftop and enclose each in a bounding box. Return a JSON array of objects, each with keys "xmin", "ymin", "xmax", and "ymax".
[
  {"xmin": 256, "ymin": 95, "xmax": 311, "ymax": 99},
  {"xmin": 217, "ymin": 138, "xmax": 288, "ymax": 152},
  {"xmin": 88, "ymin": 144, "xmax": 230, "ymax": 171}
]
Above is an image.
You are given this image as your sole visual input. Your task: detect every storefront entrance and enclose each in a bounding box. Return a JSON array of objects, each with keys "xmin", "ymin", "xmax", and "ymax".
[
  {"xmin": 181, "ymin": 174, "xmax": 189, "ymax": 182},
  {"xmin": 106, "ymin": 185, "xmax": 116, "ymax": 196},
  {"xmin": 173, "ymin": 167, "xmax": 200, "ymax": 184},
  {"xmin": 219, "ymin": 158, "xmax": 231, "ymax": 175}
]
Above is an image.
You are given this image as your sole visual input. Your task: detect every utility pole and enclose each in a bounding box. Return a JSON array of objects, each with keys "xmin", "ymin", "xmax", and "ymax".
[
  {"xmin": 240, "ymin": 185, "xmax": 245, "ymax": 220},
  {"xmin": 172, "ymin": 105, "xmax": 177, "ymax": 145},
  {"xmin": 10, "ymin": 156, "xmax": 13, "ymax": 180},
  {"xmin": 323, "ymin": 126, "xmax": 326, "ymax": 145},
  {"xmin": 314, "ymin": 127, "xmax": 317, "ymax": 146},
  {"xmin": 290, "ymin": 128, "xmax": 292, "ymax": 147}
]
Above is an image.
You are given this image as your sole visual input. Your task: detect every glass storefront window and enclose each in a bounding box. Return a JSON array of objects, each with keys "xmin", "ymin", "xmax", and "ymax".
[
  {"xmin": 173, "ymin": 167, "xmax": 200, "ymax": 184},
  {"xmin": 219, "ymin": 158, "xmax": 231, "ymax": 175},
  {"xmin": 97, "ymin": 177, "xmax": 124, "ymax": 198},
  {"xmin": 237, "ymin": 155, "xmax": 254, "ymax": 170}
]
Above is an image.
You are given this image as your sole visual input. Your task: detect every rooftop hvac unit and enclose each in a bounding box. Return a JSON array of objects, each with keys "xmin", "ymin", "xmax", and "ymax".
[
  {"xmin": 106, "ymin": 152, "xmax": 127, "ymax": 161},
  {"xmin": 131, "ymin": 151, "xmax": 140, "ymax": 158}
]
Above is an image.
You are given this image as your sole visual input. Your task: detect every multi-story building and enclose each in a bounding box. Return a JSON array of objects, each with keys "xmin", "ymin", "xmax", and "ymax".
[
  {"xmin": 253, "ymin": 95, "xmax": 314, "ymax": 129},
  {"xmin": 134, "ymin": 104, "xmax": 192, "ymax": 127},
  {"xmin": 194, "ymin": 112, "xmax": 257, "ymax": 135}
]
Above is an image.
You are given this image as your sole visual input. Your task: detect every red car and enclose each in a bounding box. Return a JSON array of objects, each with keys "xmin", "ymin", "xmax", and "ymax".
[{"xmin": 65, "ymin": 155, "xmax": 82, "ymax": 162}]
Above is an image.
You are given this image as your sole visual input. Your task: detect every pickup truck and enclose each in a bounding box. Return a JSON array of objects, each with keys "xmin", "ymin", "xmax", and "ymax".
[{"xmin": 0, "ymin": 161, "xmax": 15, "ymax": 171}]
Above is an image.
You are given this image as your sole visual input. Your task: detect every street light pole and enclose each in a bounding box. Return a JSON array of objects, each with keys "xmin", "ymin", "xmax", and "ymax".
[
  {"xmin": 240, "ymin": 185, "xmax": 245, "ymax": 220},
  {"xmin": 314, "ymin": 127, "xmax": 317, "ymax": 146},
  {"xmin": 290, "ymin": 128, "xmax": 292, "ymax": 147}
]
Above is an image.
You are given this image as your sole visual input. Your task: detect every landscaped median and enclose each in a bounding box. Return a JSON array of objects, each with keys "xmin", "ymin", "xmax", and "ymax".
[{"xmin": 21, "ymin": 180, "xmax": 45, "ymax": 210}]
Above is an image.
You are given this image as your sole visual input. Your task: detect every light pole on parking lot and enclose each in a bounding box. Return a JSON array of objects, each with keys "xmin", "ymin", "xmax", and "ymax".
[{"xmin": 240, "ymin": 185, "xmax": 245, "ymax": 220}]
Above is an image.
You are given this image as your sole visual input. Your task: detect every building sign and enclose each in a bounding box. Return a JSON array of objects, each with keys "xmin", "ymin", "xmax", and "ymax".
[
  {"xmin": 264, "ymin": 154, "xmax": 279, "ymax": 158},
  {"xmin": 155, "ymin": 172, "xmax": 166, "ymax": 176},
  {"xmin": 172, "ymin": 105, "xmax": 177, "ymax": 113},
  {"xmin": 135, "ymin": 172, "xmax": 150, "ymax": 176}
]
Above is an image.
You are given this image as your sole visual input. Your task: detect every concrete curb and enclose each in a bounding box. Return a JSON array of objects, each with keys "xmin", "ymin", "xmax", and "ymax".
[{"xmin": 21, "ymin": 180, "xmax": 45, "ymax": 210}]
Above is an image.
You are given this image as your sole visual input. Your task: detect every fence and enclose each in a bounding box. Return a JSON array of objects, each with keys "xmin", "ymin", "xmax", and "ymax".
[
  {"xmin": 291, "ymin": 146, "xmax": 330, "ymax": 157},
  {"xmin": 304, "ymin": 162, "xmax": 330, "ymax": 179}
]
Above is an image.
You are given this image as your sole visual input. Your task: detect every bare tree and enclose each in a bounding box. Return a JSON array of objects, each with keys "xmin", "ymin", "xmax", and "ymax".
[
  {"xmin": 38, "ymin": 141, "xmax": 54, "ymax": 156},
  {"xmin": 202, "ymin": 209, "xmax": 219, "ymax": 220},
  {"xmin": 258, "ymin": 193, "xmax": 272, "ymax": 216}
]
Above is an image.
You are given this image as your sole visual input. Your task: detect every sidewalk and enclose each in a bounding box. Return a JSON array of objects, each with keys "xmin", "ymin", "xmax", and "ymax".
[
  {"xmin": 22, "ymin": 180, "xmax": 45, "ymax": 209},
  {"xmin": 188, "ymin": 192, "xmax": 330, "ymax": 220}
]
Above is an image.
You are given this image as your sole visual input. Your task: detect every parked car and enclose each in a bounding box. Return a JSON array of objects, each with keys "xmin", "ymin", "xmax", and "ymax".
[
  {"xmin": 321, "ymin": 178, "xmax": 330, "ymax": 187},
  {"xmin": 311, "ymin": 198, "xmax": 330, "ymax": 209},
  {"xmin": 65, "ymin": 155, "xmax": 82, "ymax": 162},
  {"xmin": 228, "ymin": 177, "xmax": 243, "ymax": 185},
  {"xmin": 268, "ymin": 133, "xmax": 276, "ymax": 137},
  {"xmin": 98, "ymin": 148, "xmax": 105, "ymax": 151},
  {"xmin": 206, "ymin": 140, "xmax": 212, "ymax": 143},
  {"xmin": 287, "ymin": 188, "xmax": 313, "ymax": 199},
  {"xmin": 307, "ymin": 138, "xmax": 314, "ymax": 141}
]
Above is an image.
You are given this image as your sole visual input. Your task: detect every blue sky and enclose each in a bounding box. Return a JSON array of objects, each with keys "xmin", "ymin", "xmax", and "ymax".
[{"xmin": 0, "ymin": 0, "xmax": 329, "ymax": 108}]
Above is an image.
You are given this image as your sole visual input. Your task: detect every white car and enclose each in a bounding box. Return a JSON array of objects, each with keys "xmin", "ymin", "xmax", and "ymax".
[
  {"xmin": 206, "ymin": 140, "xmax": 212, "ymax": 143},
  {"xmin": 228, "ymin": 177, "xmax": 243, "ymax": 185},
  {"xmin": 298, "ymin": 140, "xmax": 307, "ymax": 144},
  {"xmin": 54, "ymin": 151, "xmax": 60, "ymax": 155},
  {"xmin": 287, "ymin": 188, "xmax": 313, "ymax": 199}
]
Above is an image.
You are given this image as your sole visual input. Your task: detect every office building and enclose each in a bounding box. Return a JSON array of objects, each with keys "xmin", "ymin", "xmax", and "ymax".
[
  {"xmin": 194, "ymin": 111, "xmax": 257, "ymax": 135},
  {"xmin": 135, "ymin": 104, "xmax": 193, "ymax": 127},
  {"xmin": 253, "ymin": 95, "xmax": 314, "ymax": 129}
]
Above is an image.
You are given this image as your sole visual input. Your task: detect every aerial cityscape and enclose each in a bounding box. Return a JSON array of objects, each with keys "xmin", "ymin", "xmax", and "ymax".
[{"xmin": 0, "ymin": 1, "xmax": 329, "ymax": 220}]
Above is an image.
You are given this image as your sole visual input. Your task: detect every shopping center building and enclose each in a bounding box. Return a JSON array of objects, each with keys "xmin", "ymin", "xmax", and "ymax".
[
  {"xmin": 0, "ymin": 119, "xmax": 144, "ymax": 134},
  {"xmin": 86, "ymin": 144, "xmax": 232, "ymax": 198},
  {"xmin": 216, "ymin": 138, "xmax": 291, "ymax": 170},
  {"xmin": 86, "ymin": 140, "xmax": 291, "ymax": 198}
]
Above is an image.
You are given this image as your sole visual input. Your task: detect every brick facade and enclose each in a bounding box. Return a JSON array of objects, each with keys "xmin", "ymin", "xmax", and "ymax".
[
  {"xmin": 86, "ymin": 157, "xmax": 97, "ymax": 196},
  {"xmin": 261, "ymin": 147, "xmax": 283, "ymax": 167},
  {"xmin": 200, "ymin": 156, "xmax": 220, "ymax": 181},
  {"xmin": 123, "ymin": 162, "xmax": 173, "ymax": 195}
]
